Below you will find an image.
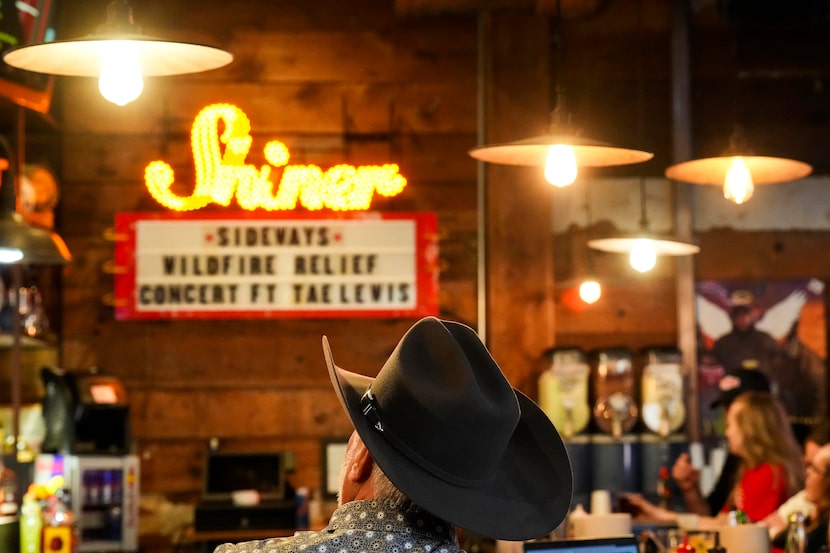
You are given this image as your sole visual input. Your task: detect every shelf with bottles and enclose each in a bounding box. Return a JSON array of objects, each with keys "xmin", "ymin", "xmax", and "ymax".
[
  {"xmin": 0, "ymin": 284, "xmax": 56, "ymax": 344},
  {"xmin": 0, "ymin": 263, "xmax": 61, "ymax": 344}
]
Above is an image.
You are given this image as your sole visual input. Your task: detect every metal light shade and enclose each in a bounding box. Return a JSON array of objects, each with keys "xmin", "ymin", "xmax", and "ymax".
[
  {"xmin": 0, "ymin": 208, "xmax": 72, "ymax": 265},
  {"xmin": 469, "ymin": 133, "xmax": 654, "ymax": 168},
  {"xmin": 0, "ymin": 154, "xmax": 71, "ymax": 265},
  {"xmin": 588, "ymin": 235, "xmax": 700, "ymax": 256},
  {"xmin": 665, "ymin": 155, "xmax": 812, "ymax": 186},
  {"xmin": 3, "ymin": 35, "xmax": 233, "ymax": 78},
  {"xmin": 2, "ymin": 0, "xmax": 232, "ymax": 104}
]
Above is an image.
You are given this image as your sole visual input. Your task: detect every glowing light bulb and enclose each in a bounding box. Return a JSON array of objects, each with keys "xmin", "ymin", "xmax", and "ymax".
[
  {"xmin": 98, "ymin": 41, "xmax": 144, "ymax": 106},
  {"xmin": 578, "ymin": 279, "xmax": 601, "ymax": 304},
  {"xmin": 0, "ymin": 248, "xmax": 23, "ymax": 263},
  {"xmin": 723, "ymin": 156, "xmax": 754, "ymax": 204},
  {"xmin": 544, "ymin": 144, "xmax": 578, "ymax": 187},
  {"xmin": 629, "ymin": 238, "xmax": 656, "ymax": 273}
]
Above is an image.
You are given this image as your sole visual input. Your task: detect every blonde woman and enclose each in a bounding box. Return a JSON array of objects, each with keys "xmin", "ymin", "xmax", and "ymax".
[{"xmin": 626, "ymin": 391, "xmax": 804, "ymax": 528}]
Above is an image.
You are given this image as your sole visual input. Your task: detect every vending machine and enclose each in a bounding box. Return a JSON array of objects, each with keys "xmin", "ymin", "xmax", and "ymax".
[{"xmin": 34, "ymin": 454, "xmax": 140, "ymax": 552}]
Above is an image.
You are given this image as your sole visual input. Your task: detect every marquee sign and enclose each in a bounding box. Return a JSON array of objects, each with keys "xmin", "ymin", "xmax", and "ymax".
[{"xmin": 112, "ymin": 212, "xmax": 439, "ymax": 320}]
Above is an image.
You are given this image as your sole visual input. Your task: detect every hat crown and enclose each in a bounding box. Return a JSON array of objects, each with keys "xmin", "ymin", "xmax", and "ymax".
[{"xmin": 368, "ymin": 318, "xmax": 519, "ymax": 486}]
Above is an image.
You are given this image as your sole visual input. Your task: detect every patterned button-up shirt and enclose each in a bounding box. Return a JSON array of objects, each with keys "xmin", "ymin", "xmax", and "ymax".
[{"xmin": 213, "ymin": 499, "xmax": 465, "ymax": 553}]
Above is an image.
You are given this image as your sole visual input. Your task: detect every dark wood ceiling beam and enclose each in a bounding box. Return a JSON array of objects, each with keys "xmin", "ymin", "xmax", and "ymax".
[{"xmin": 394, "ymin": 0, "xmax": 605, "ymax": 17}]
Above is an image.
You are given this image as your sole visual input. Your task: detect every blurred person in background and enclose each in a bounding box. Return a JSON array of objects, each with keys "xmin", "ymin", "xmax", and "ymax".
[
  {"xmin": 772, "ymin": 443, "xmax": 830, "ymax": 553},
  {"xmin": 764, "ymin": 420, "xmax": 830, "ymax": 537},
  {"xmin": 625, "ymin": 391, "xmax": 803, "ymax": 528},
  {"xmin": 672, "ymin": 368, "xmax": 772, "ymax": 516}
]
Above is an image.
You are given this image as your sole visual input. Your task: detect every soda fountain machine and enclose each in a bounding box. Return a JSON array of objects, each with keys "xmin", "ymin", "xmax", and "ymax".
[{"xmin": 35, "ymin": 367, "xmax": 139, "ymax": 552}]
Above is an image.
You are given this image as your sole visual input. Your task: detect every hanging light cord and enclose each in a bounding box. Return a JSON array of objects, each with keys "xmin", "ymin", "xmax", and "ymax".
[
  {"xmin": 636, "ymin": 0, "xmax": 651, "ymax": 235},
  {"xmin": 549, "ymin": 0, "xmax": 573, "ymax": 133},
  {"xmin": 584, "ymin": 181, "xmax": 597, "ymax": 274},
  {"xmin": 638, "ymin": 177, "xmax": 650, "ymax": 232}
]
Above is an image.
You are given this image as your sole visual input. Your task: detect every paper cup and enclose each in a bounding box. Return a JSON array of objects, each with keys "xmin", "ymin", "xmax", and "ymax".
[
  {"xmin": 590, "ymin": 489, "xmax": 612, "ymax": 515},
  {"xmin": 718, "ymin": 524, "xmax": 771, "ymax": 553}
]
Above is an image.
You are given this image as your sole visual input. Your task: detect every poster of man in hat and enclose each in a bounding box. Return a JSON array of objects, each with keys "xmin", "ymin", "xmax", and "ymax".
[{"xmin": 696, "ymin": 278, "xmax": 826, "ymax": 438}]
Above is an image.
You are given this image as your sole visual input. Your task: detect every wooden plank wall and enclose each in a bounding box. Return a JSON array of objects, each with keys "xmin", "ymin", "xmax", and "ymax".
[{"xmin": 55, "ymin": 0, "xmax": 486, "ymax": 504}]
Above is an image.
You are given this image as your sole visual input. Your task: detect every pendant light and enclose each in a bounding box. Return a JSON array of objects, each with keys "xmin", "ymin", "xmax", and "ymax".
[
  {"xmin": 2, "ymin": 0, "xmax": 233, "ymax": 106},
  {"xmin": 664, "ymin": 126, "xmax": 812, "ymax": 205},
  {"xmin": 588, "ymin": 178, "xmax": 699, "ymax": 273},
  {"xmin": 467, "ymin": 0, "xmax": 653, "ymax": 185},
  {"xmin": 665, "ymin": 18, "xmax": 811, "ymax": 204},
  {"xmin": 0, "ymin": 137, "xmax": 71, "ymax": 266},
  {"xmin": 469, "ymin": 87, "xmax": 654, "ymax": 187},
  {"xmin": 587, "ymin": 1, "xmax": 697, "ymax": 272}
]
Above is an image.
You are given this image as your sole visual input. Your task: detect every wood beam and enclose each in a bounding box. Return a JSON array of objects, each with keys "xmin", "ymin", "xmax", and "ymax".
[
  {"xmin": 394, "ymin": 0, "xmax": 604, "ymax": 17},
  {"xmin": 481, "ymin": 11, "xmax": 555, "ymax": 394}
]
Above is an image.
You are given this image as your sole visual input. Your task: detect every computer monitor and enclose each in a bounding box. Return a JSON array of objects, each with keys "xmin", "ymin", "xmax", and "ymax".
[
  {"xmin": 202, "ymin": 451, "xmax": 287, "ymax": 502},
  {"xmin": 524, "ymin": 536, "xmax": 640, "ymax": 553}
]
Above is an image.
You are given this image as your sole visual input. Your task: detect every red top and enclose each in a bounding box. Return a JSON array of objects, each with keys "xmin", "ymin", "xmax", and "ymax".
[{"xmin": 722, "ymin": 462, "xmax": 789, "ymax": 522}]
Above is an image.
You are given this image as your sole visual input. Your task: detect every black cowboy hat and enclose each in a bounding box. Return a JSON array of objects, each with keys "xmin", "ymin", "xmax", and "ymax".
[{"xmin": 323, "ymin": 316, "xmax": 573, "ymax": 541}]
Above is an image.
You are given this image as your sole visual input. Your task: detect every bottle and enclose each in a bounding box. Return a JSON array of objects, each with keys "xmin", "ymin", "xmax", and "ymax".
[
  {"xmin": 566, "ymin": 503, "xmax": 588, "ymax": 538},
  {"xmin": 295, "ymin": 486, "xmax": 309, "ymax": 530},
  {"xmin": 0, "ymin": 455, "xmax": 17, "ymax": 516},
  {"xmin": 726, "ymin": 505, "xmax": 748, "ymax": 525},
  {"xmin": 736, "ymin": 509, "xmax": 748, "ymax": 525},
  {"xmin": 20, "ymin": 491, "xmax": 43, "ymax": 553},
  {"xmin": 41, "ymin": 490, "xmax": 78, "ymax": 553},
  {"xmin": 657, "ymin": 465, "xmax": 672, "ymax": 509},
  {"xmin": 785, "ymin": 511, "xmax": 806, "ymax": 553},
  {"xmin": 308, "ymin": 488, "xmax": 323, "ymax": 529},
  {"xmin": 707, "ymin": 531, "xmax": 726, "ymax": 553}
]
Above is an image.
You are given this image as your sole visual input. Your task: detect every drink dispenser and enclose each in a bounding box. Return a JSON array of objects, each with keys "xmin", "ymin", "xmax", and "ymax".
[
  {"xmin": 537, "ymin": 347, "xmax": 590, "ymax": 438},
  {"xmin": 641, "ymin": 347, "xmax": 685, "ymax": 437},
  {"xmin": 592, "ymin": 348, "xmax": 637, "ymax": 438},
  {"xmin": 538, "ymin": 347, "xmax": 592, "ymax": 509}
]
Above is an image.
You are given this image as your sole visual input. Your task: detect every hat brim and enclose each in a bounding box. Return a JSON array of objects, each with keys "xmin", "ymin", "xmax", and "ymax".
[{"xmin": 324, "ymin": 336, "xmax": 573, "ymax": 541}]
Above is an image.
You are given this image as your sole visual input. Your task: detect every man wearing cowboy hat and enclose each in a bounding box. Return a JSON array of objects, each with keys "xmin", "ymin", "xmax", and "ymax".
[{"xmin": 215, "ymin": 317, "xmax": 573, "ymax": 553}]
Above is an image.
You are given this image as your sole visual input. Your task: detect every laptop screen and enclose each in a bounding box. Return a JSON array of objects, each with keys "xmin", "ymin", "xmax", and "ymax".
[
  {"xmin": 203, "ymin": 451, "xmax": 286, "ymax": 501},
  {"xmin": 523, "ymin": 537, "xmax": 640, "ymax": 553}
]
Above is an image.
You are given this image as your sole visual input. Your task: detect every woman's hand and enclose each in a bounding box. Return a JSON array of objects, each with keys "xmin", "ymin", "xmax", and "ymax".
[
  {"xmin": 620, "ymin": 493, "xmax": 678, "ymax": 523},
  {"xmin": 672, "ymin": 453, "xmax": 701, "ymax": 492}
]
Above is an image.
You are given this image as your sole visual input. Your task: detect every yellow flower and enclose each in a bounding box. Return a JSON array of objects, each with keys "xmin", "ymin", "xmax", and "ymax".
[{"xmin": 45, "ymin": 475, "xmax": 65, "ymax": 495}]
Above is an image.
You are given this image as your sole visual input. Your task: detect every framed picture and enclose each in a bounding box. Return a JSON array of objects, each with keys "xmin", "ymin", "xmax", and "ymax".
[
  {"xmin": 696, "ymin": 278, "xmax": 827, "ymax": 439},
  {"xmin": 0, "ymin": 0, "xmax": 58, "ymax": 113},
  {"xmin": 321, "ymin": 438, "xmax": 349, "ymax": 499}
]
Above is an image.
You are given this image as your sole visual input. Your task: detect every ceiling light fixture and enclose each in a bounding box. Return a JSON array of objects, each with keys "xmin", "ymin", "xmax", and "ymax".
[
  {"xmin": 588, "ymin": 179, "xmax": 699, "ymax": 273},
  {"xmin": 0, "ymin": 159, "xmax": 71, "ymax": 266},
  {"xmin": 468, "ymin": 0, "xmax": 652, "ymax": 186},
  {"xmin": 2, "ymin": 0, "xmax": 233, "ymax": 106},
  {"xmin": 469, "ymin": 86, "xmax": 654, "ymax": 187},
  {"xmin": 665, "ymin": 126, "xmax": 812, "ymax": 205}
]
